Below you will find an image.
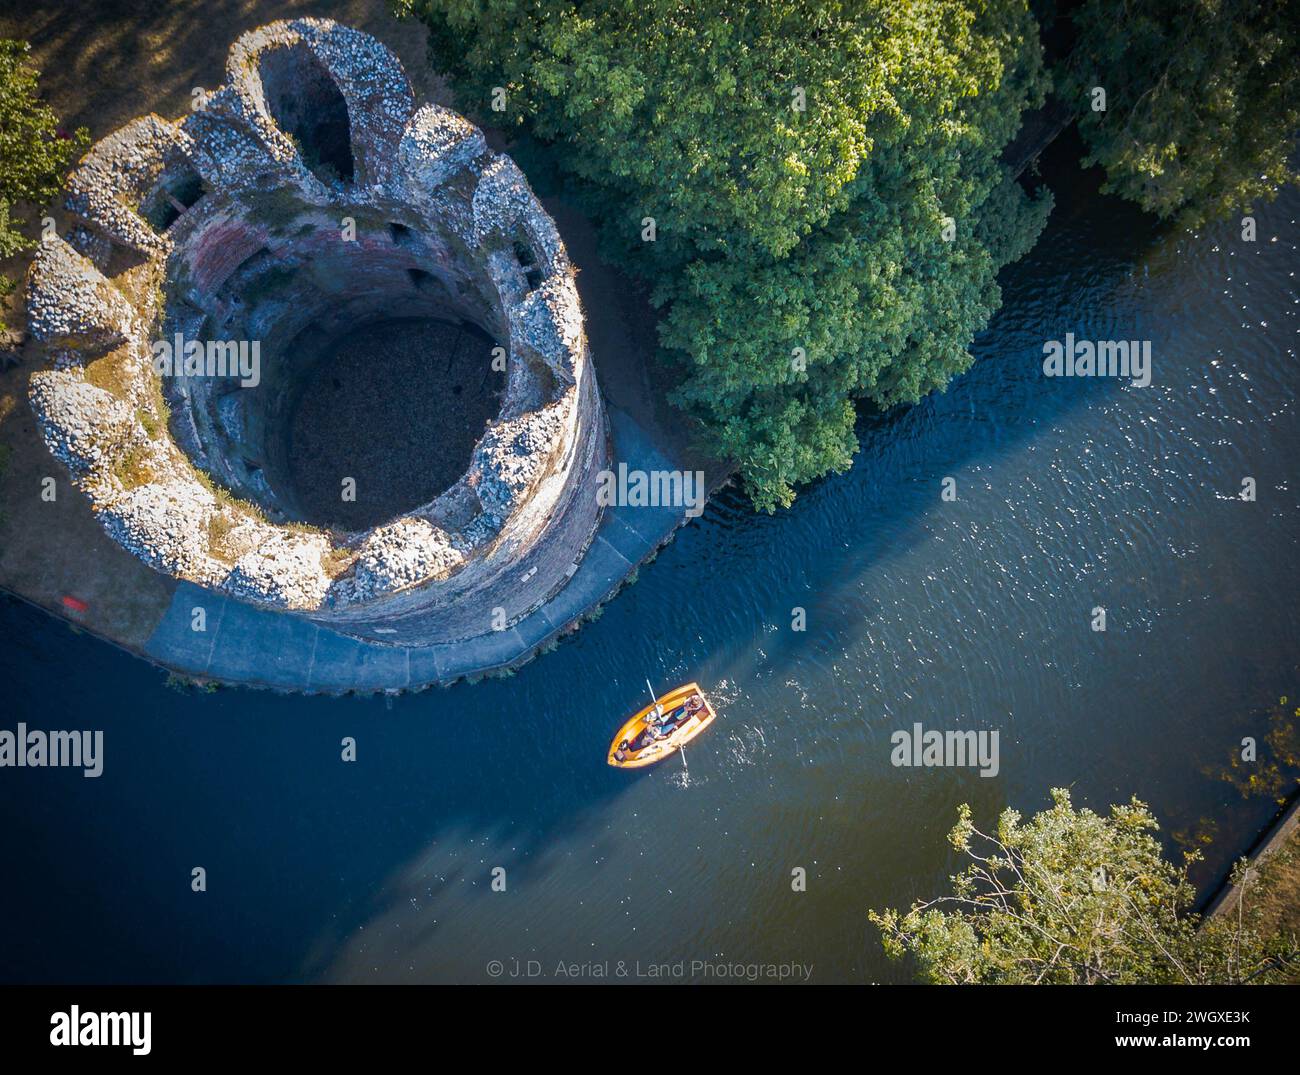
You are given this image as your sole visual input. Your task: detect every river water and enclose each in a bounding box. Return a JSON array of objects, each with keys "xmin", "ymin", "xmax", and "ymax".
[{"xmin": 2, "ymin": 142, "xmax": 1297, "ymax": 983}]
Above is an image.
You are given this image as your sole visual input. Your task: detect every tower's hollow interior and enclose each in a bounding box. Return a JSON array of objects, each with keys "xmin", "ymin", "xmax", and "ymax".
[
  {"xmin": 284, "ymin": 316, "xmax": 500, "ymax": 530},
  {"xmin": 162, "ymin": 192, "xmax": 528, "ymax": 534}
]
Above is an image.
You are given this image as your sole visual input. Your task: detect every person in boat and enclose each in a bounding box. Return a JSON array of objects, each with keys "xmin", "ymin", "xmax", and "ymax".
[
  {"xmin": 614, "ymin": 739, "xmax": 632, "ymax": 762},
  {"xmin": 684, "ymin": 694, "xmax": 705, "ymax": 718},
  {"xmin": 642, "ymin": 703, "xmax": 681, "ymax": 744}
]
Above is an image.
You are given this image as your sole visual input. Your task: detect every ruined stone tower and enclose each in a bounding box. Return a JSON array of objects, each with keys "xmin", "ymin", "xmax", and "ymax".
[{"xmin": 26, "ymin": 19, "xmax": 608, "ymax": 642}]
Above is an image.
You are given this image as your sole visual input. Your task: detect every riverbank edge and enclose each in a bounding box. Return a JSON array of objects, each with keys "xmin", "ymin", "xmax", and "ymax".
[
  {"xmin": 0, "ymin": 449, "xmax": 729, "ymax": 696},
  {"xmin": 0, "ymin": 344, "xmax": 732, "ymax": 693},
  {"xmin": 1201, "ymin": 789, "xmax": 1300, "ymax": 923}
]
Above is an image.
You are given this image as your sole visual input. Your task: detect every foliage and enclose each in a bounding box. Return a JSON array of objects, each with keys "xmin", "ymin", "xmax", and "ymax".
[
  {"xmin": 1061, "ymin": 0, "xmax": 1300, "ymax": 228},
  {"xmin": 399, "ymin": 0, "xmax": 1052, "ymax": 510},
  {"xmin": 0, "ymin": 39, "xmax": 88, "ymax": 331},
  {"xmin": 1212, "ymin": 695, "xmax": 1300, "ymax": 802},
  {"xmin": 869, "ymin": 787, "xmax": 1299, "ymax": 984}
]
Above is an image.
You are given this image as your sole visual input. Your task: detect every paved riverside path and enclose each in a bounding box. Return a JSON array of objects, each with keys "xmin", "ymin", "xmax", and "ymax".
[{"xmin": 143, "ymin": 405, "xmax": 688, "ymax": 691}]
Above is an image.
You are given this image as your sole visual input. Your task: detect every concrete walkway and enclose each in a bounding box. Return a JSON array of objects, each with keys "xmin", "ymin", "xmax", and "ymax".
[{"xmin": 142, "ymin": 405, "xmax": 687, "ymax": 691}]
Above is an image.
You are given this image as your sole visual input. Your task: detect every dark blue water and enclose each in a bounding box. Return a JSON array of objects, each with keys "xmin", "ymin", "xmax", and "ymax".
[{"xmin": 2, "ymin": 147, "xmax": 1297, "ymax": 983}]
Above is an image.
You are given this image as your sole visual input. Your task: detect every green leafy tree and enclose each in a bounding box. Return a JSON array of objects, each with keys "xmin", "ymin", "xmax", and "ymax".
[
  {"xmin": 0, "ymin": 39, "xmax": 88, "ymax": 332},
  {"xmin": 1061, "ymin": 0, "xmax": 1300, "ymax": 228},
  {"xmin": 870, "ymin": 788, "xmax": 1298, "ymax": 984},
  {"xmin": 399, "ymin": 0, "xmax": 1052, "ymax": 510}
]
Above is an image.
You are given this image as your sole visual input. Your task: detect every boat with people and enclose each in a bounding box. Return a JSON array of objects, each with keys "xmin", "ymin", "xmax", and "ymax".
[{"xmin": 607, "ymin": 682, "xmax": 716, "ymax": 769}]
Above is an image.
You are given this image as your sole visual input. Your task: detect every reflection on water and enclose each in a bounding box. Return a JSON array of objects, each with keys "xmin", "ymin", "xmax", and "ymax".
[{"xmin": 1, "ymin": 142, "xmax": 1296, "ymax": 983}]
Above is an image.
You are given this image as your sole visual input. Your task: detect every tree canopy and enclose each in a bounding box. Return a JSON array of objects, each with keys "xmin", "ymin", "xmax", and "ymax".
[
  {"xmin": 869, "ymin": 788, "xmax": 1298, "ymax": 984},
  {"xmin": 0, "ymin": 39, "xmax": 87, "ymax": 330},
  {"xmin": 1061, "ymin": 0, "xmax": 1300, "ymax": 228},
  {"xmin": 401, "ymin": 0, "xmax": 1052, "ymax": 510},
  {"xmin": 399, "ymin": 0, "xmax": 1300, "ymax": 509}
]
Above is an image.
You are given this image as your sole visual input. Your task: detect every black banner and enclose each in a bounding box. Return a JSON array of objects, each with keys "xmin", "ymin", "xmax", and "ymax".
[{"xmin": 0, "ymin": 984, "xmax": 1290, "ymax": 1062}]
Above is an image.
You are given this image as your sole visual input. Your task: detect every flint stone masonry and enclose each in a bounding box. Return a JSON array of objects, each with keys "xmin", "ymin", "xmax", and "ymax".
[
  {"xmin": 27, "ymin": 240, "xmax": 137, "ymax": 350},
  {"xmin": 28, "ymin": 372, "xmax": 133, "ymax": 475},
  {"xmin": 26, "ymin": 19, "xmax": 608, "ymax": 638}
]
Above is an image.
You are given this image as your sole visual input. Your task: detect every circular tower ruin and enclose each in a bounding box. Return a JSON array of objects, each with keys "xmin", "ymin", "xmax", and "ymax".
[{"xmin": 26, "ymin": 19, "xmax": 608, "ymax": 647}]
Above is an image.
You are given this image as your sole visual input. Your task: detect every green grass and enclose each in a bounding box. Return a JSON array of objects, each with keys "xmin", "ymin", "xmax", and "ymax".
[
  {"xmin": 83, "ymin": 348, "xmax": 135, "ymax": 401},
  {"xmin": 239, "ymin": 188, "xmax": 307, "ymax": 235},
  {"xmin": 112, "ymin": 441, "xmax": 157, "ymax": 488}
]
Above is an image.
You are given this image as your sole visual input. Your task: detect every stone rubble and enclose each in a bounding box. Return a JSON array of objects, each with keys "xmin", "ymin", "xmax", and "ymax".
[{"xmin": 28, "ymin": 371, "xmax": 133, "ymax": 475}]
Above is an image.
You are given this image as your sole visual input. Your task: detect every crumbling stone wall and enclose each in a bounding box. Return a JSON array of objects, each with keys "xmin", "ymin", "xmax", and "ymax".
[{"xmin": 26, "ymin": 19, "xmax": 608, "ymax": 624}]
